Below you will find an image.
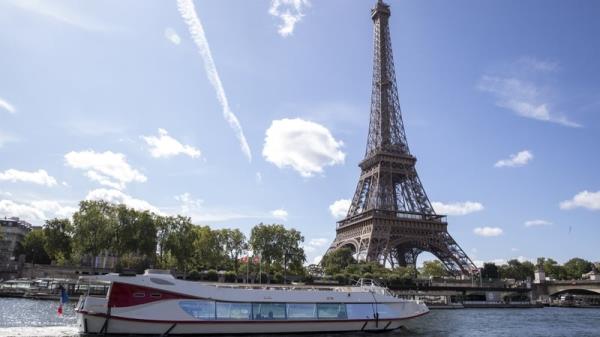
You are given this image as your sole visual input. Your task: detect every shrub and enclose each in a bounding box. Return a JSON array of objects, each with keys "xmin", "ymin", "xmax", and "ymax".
[
  {"xmin": 188, "ymin": 270, "xmax": 201, "ymax": 281},
  {"xmin": 206, "ymin": 269, "xmax": 218, "ymax": 281},
  {"xmin": 224, "ymin": 271, "xmax": 237, "ymax": 283},
  {"xmin": 334, "ymin": 273, "xmax": 347, "ymax": 285}
]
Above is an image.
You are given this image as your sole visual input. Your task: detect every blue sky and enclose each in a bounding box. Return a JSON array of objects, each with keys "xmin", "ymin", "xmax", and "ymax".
[{"xmin": 0, "ymin": 0, "xmax": 598, "ymax": 266}]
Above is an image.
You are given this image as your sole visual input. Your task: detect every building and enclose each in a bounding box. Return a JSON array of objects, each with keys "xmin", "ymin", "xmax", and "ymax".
[{"xmin": 0, "ymin": 217, "xmax": 33, "ymax": 265}]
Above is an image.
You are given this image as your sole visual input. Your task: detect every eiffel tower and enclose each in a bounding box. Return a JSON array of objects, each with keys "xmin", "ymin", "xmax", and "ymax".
[{"xmin": 328, "ymin": 0, "xmax": 477, "ymax": 276}]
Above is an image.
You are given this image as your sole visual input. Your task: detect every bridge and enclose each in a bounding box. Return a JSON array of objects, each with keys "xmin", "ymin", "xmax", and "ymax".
[
  {"xmin": 385, "ymin": 278, "xmax": 600, "ymax": 307},
  {"xmin": 533, "ymin": 280, "xmax": 600, "ymax": 298}
]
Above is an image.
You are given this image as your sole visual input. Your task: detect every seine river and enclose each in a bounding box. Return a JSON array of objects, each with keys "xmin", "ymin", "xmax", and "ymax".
[{"xmin": 1, "ymin": 298, "xmax": 599, "ymax": 337}]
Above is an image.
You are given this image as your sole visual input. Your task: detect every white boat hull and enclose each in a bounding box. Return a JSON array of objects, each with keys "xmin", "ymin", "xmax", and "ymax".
[{"xmin": 79, "ymin": 312, "xmax": 427, "ymax": 335}]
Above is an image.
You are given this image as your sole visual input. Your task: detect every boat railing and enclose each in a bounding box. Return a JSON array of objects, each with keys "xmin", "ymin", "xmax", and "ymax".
[
  {"xmin": 210, "ymin": 280, "xmax": 393, "ymax": 296},
  {"xmin": 352, "ymin": 278, "xmax": 393, "ymax": 296}
]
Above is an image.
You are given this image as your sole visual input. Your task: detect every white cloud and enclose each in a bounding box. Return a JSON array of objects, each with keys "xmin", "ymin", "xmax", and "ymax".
[
  {"xmin": 308, "ymin": 238, "xmax": 328, "ymax": 247},
  {"xmin": 432, "ymin": 201, "xmax": 484, "ymax": 216},
  {"xmin": 494, "ymin": 150, "xmax": 533, "ymax": 168},
  {"xmin": 65, "ymin": 150, "xmax": 147, "ymax": 190},
  {"xmin": 271, "ymin": 208, "xmax": 288, "ymax": 221},
  {"xmin": 560, "ymin": 190, "xmax": 600, "ymax": 211},
  {"xmin": 84, "ymin": 171, "xmax": 122, "ymax": 190},
  {"xmin": 174, "ymin": 192, "xmax": 270, "ymax": 223},
  {"xmin": 0, "ymin": 199, "xmax": 77, "ymax": 222},
  {"xmin": 312, "ymin": 255, "xmax": 322, "ymax": 265},
  {"xmin": 263, "ymin": 118, "xmax": 345, "ymax": 177},
  {"xmin": 302, "ymin": 238, "xmax": 329, "ymax": 258},
  {"xmin": 175, "ymin": 193, "xmax": 204, "ymax": 215},
  {"xmin": 478, "ymin": 75, "xmax": 580, "ymax": 128},
  {"xmin": 164, "ymin": 27, "xmax": 181, "ymax": 45},
  {"xmin": 491, "ymin": 259, "xmax": 508, "ymax": 266},
  {"xmin": 142, "ymin": 129, "xmax": 201, "ymax": 159},
  {"xmin": 8, "ymin": 0, "xmax": 112, "ymax": 31},
  {"xmin": 63, "ymin": 119, "xmax": 125, "ymax": 136},
  {"xmin": 255, "ymin": 172, "xmax": 263, "ymax": 184},
  {"xmin": 0, "ymin": 97, "xmax": 16, "ymax": 114},
  {"xmin": 86, "ymin": 188, "xmax": 159, "ymax": 213},
  {"xmin": 177, "ymin": 0, "xmax": 252, "ymax": 162},
  {"xmin": 0, "ymin": 132, "xmax": 17, "ymax": 148},
  {"xmin": 511, "ymin": 248, "xmax": 520, "ymax": 252},
  {"xmin": 30, "ymin": 200, "xmax": 77, "ymax": 219},
  {"xmin": 329, "ymin": 199, "xmax": 350, "ymax": 219},
  {"xmin": 473, "ymin": 226, "xmax": 503, "ymax": 237},
  {"xmin": 0, "ymin": 169, "xmax": 57, "ymax": 187},
  {"xmin": 524, "ymin": 219, "xmax": 552, "ymax": 227},
  {"xmin": 518, "ymin": 56, "xmax": 558, "ymax": 72},
  {"xmin": 268, "ymin": 0, "xmax": 310, "ymax": 37}
]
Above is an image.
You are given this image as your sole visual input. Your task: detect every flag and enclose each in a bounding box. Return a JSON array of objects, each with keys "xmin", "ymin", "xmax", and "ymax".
[{"xmin": 57, "ymin": 284, "xmax": 69, "ymax": 316}]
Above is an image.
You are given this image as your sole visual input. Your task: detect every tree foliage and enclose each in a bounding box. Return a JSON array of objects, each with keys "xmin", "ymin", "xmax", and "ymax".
[
  {"xmin": 320, "ymin": 247, "xmax": 356, "ymax": 275},
  {"xmin": 72, "ymin": 200, "xmax": 117, "ymax": 260},
  {"xmin": 250, "ymin": 223, "xmax": 306, "ymax": 276},
  {"xmin": 499, "ymin": 259, "xmax": 535, "ymax": 281},
  {"xmin": 17, "ymin": 229, "xmax": 51, "ymax": 264},
  {"xmin": 219, "ymin": 228, "xmax": 247, "ymax": 274},
  {"xmin": 563, "ymin": 258, "xmax": 593, "ymax": 279},
  {"xmin": 43, "ymin": 218, "xmax": 73, "ymax": 263},
  {"xmin": 481, "ymin": 263, "xmax": 500, "ymax": 280},
  {"xmin": 420, "ymin": 260, "xmax": 449, "ymax": 278}
]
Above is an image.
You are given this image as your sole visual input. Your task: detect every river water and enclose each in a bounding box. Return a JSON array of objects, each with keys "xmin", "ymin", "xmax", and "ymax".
[{"xmin": 1, "ymin": 298, "xmax": 599, "ymax": 337}]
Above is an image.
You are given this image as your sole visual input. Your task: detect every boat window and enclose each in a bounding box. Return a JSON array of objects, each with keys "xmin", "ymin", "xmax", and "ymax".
[
  {"xmin": 133, "ymin": 292, "xmax": 145, "ymax": 298},
  {"xmin": 376, "ymin": 303, "xmax": 403, "ymax": 319},
  {"xmin": 179, "ymin": 300, "xmax": 216, "ymax": 320},
  {"xmin": 252, "ymin": 303, "xmax": 286, "ymax": 320},
  {"xmin": 287, "ymin": 303, "xmax": 317, "ymax": 319},
  {"xmin": 346, "ymin": 303, "xmax": 375, "ymax": 319},
  {"xmin": 216, "ymin": 302, "xmax": 252, "ymax": 320},
  {"xmin": 150, "ymin": 277, "xmax": 175, "ymax": 286},
  {"xmin": 317, "ymin": 303, "xmax": 347, "ymax": 319}
]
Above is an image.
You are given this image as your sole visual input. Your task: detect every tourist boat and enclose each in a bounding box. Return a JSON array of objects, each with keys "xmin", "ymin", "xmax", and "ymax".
[{"xmin": 75, "ymin": 269, "xmax": 429, "ymax": 335}]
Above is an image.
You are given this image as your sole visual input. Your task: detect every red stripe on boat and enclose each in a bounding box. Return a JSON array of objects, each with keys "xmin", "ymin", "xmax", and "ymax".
[{"xmin": 109, "ymin": 282, "xmax": 196, "ymax": 307}]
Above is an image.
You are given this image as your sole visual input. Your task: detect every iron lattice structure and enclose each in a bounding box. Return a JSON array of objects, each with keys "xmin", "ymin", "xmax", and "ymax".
[{"xmin": 328, "ymin": 0, "xmax": 477, "ymax": 276}]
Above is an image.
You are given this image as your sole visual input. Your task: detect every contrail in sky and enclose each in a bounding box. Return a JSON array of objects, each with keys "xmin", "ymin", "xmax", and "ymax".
[{"xmin": 177, "ymin": 0, "xmax": 252, "ymax": 162}]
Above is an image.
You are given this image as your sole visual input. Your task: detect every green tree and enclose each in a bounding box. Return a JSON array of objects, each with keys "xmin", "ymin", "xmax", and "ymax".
[
  {"xmin": 320, "ymin": 247, "xmax": 356, "ymax": 275},
  {"xmin": 19, "ymin": 229, "xmax": 51, "ymax": 265},
  {"xmin": 135, "ymin": 211, "xmax": 158, "ymax": 262},
  {"xmin": 499, "ymin": 259, "xmax": 535, "ymax": 280},
  {"xmin": 563, "ymin": 258, "xmax": 593, "ymax": 280},
  {"xmin": 541, "ymin": 258, "xmax": 567, "ymax": 280},
  {"xmin": 250, "ymin": 223, "xmax": 306, "ymax": 279},
  {"xmin": 113, "ymin": 206, "xmax": 157, "ymax": 270},
  {"xmin": 280, "ymin": 227, "xmax": 306, "ymax": 276},
  {"xmin": 420, "ymin": 260, "xmax": 448, "ymax": 278},
  {"xmin": 481, "ymin": 263, "xmax": 500, "ymax": 280},
  {"xmin": 392, "ymin": 266, "xmax": 417, "ymax": 280},
  {"xmin": 155, "ymin": 215, "xmax": 173, "ymax": 268},
  {"xmin": 190, "ymin": 225, "xmax": 224, "ymax": 270},
  {"xmin": 42, "ymin": 218, "xmax": 73, "ymax": 263},
  {"xmin": 164, "ymin": 215, "xmax": 195, "ymax": 277},
  {"xmin": 72, "ymin": 200, "xmax": 117, "ymax": 266},
  {"xmin": 219, "ymin": 228, "xmax": 247, "ymax": 274}
]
